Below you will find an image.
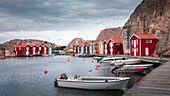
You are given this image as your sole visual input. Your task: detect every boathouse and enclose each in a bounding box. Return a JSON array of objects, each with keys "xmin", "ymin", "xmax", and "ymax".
[
  {"xmin": 14, "ymin": 44, "xmax": 31, "ymax": 56},
  {"xmin": 32, "ymin": 44, "xmax": 38, "ymax": 55},
  {"xmin": 98, "ymin": 41, "xmax": 101, "ymax": 54},
  {"xmin": 89, "ymin": 43, "xmax": 93, "ymax": 54},
  {"xmin": 80, "ymin": 44, "xmax": 84, "ymax": 53},
  {"xmin": 130, "ymin": 34, "xmax": 158, "ymax": 56},
  {"xmin": 84, "ymin": 44, "xmax": 89, "ymax": 53},
  {"xmin": 94, "ymin": 42, "xmax": 99, "ymax": 54},
  {"xmin": 42, "ymin": 45, "xmax": 48, "ymax": 55},
  {"xmin": 107, "ymin": 38, "xmax": 123, "ymax": 55},
  {"xmin": 76, "ymin": 44, "xmax": 80, "ymax": 53},
  {"xmin": 100, "ymin": 41, "xmax": 104, "ymax": 54},
  {"xmin": 73, "ymin": 45, "xmax": 77, "ymax": 53},
  {"xmin": 103, "ymin": 40, "xmax": 109, "ymax": 55},
  {"xmin": 47, "ymin": 45, "xmax": 53, "ymax": 55}
]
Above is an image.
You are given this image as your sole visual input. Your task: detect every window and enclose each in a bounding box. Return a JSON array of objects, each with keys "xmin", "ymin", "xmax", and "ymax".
[
  {"xmin": 146, "ymin": 40, "xmax": 152, "ymax": 43},
  {"xmin": 19, "ymin": 47, "xmax": 21, "ymax": 50},
  {"xmin": 137, "ymin": 39, "xmax": 138, "ymax": 45},
  {"xmin": 116, "ymin": 43, "xmax": 120, "ymax": 45},
  {"xmin": 105, "ymin": 44, "xmax": 107, "ymax": 48},
  {"xmin": 132, "ymin": 40, "xmax": 133, "ymax": 45}
]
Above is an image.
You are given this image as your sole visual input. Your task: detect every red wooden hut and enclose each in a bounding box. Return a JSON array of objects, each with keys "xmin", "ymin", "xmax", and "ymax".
[
  {"xmin": 107, "ymin": 38, "xmax": 124, "ymax": 55},
  {"xmin": 42, "ymin": 45, "xmax": 48, "ymax": 55},
  {"xmin": 73, "ymin": 45, "xmax": 77, "ymax": 53},
  {"xmin": 103, "ymin": 40, "xmax": 109, "ymax": 55},
  {"xmin": 14, "ymin": 44, "xmax": 31, "ymax": 56},
  {"xmin": 130, "ymin": 34, "xmax": 158, "ymax": 56},
  {"xmin": 94, "ymin": 42, "xmax": 99, "ymax": 54},
  {"xmin": 84, "ymin": 44, "xmax": 89, "ymax": 53},
  {"xmin": 32, "ymin": 44, "xmax": 38, "ymax": 55},
  {"xmin": 76, "ymin": 44, "xmax": 81, "ymax": 53}
]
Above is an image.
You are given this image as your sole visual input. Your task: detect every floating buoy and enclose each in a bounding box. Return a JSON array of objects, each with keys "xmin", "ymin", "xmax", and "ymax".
[
  {"xmin": 99, "ymin": 62, "xmax": 102, "ymax": 65},
  {"xmin": 93, "ymin": 58, "xmax": 95, "ymax": 60},
  {"xmin": 67, "ymin": 60, "xmax": 69, "ymax": 62},
  {"xmin": 89, "ymin": 69, "xmax": 92, "ymax": 72},
  {"xmin": 83, "ymin": 58, "xmax": 85, "ymax": 61},
  {"xmin": 44, "ymin": 70, "xmax": 48, "ymax": 74},
  {"xmin": 67, "ymin": 58, "xmax": 69, "ymax": 59},
  {"xmin": 91, "ymin": 60, "xmax": 94, "ymax": 63},
  {"xmin": 95, "ymin": 66, "xmax": 98, "ymax": 70},
  {"xmin": 44, "ymin": 66, "xmax": 47, "ymax": 74}
]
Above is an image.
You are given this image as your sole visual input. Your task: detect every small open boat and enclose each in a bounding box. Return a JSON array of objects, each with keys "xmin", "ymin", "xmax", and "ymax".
[
  {"xmin": 110, "ymin": 59, "xmax": 141, "ymax": 65},
  {"xmin": 99, "ymin": 57, "xmax": 124, "ymax": 63},
  {"xmin": 54, "ymin": 73, "xmax": 130, "ymax": 90},
  {"xmin": 111, "ymin": 64, "xmax": 153, "ymax": 73}
]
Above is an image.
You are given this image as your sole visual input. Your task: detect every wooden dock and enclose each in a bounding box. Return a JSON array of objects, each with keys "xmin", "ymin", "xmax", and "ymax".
[{"xmin": 123, "ymin": 59, "xmax": 170, "ymax": 96}]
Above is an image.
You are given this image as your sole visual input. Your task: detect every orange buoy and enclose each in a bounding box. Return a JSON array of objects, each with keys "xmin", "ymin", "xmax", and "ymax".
[
  {"xmin": 91, "ymin": 60, "xmax": 94, "ymax": 63},
  {"xmin": 83, "ymin": 59, "xmax": 85, "ymax": 61},
  {"xmin": 93, "ymin": 58, "xmax": 95, "ymax": 60},
  {"xmin": 67, "ymin": 60, "xmax": 69, "ymax": 62}
]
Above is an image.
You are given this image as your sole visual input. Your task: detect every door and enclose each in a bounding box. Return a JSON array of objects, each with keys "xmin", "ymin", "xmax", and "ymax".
[
  {"xmin": 134, "ymin": 40, "xmax": 136, "ymax": 48},
  {"xmin": 145, "ymin": 48, "xmax": 149, "ymax": 56},
  {"xmin": 110, "ymin": 42, "xmax": 113, "ymax": 55},
  {"xmin": 78, "ymin": 47, "xmax": 79, "ymax": 53},
  {"xmin": 86, "ymin": 46, "xmax": 87, "ymax": 53},
  {"xmin": 26, "ymin": 47, "xmax": 29, "ymax": 55},
  {"xmin": 49, "ymin": 47, "xmax": 52, "ymax": 54},
  {"xmin": 44, "ymin": 47, "xmax": 46, "ymax": 54},
  {"xmin": 134, "ymin": 49, "xmax": 136, "ymax": 56},
  {"xmin": 33, "ymin": 47, "xmax": 35, "ymax": 55}
]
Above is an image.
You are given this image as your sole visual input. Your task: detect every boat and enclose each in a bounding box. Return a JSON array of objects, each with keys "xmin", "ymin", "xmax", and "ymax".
[
  {"xmin": 99, "ymin": 57, "xmax": 124, "ymax": 63},
  {"xmin": 112, "ymin": 64, "xmax": 153, "ymax": 73},
  {"xmin": 54, "ymin": 73, "xmax": 130, "ymax": 90},
  {"xmin": 110, "ymin": 59, "xmax": 141, "ymax": 65}
]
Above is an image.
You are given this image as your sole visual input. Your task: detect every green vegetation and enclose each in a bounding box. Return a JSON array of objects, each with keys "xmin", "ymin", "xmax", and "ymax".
[{"xmin": 53, "ymin": 46, "xmax": 66, "ymax": 50}]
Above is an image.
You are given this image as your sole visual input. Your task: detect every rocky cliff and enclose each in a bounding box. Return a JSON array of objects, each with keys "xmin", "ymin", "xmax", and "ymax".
[
  {"xmin": 64, "ymin": 38, "xmax": 89, "ymax": 50},
  {"xmin": 121, "ymin": 0, "xmax": 170, "ymax": 56},
  {"xmin": 96, "ymin": 27, "xmax": 122, "ymax": 41}
]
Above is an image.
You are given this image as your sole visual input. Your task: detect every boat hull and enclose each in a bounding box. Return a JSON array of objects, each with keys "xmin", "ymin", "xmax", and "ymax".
[
  {"xmin": 113, "ymin": 59, "xmax": 141, "ymax": 65},
  {"xmin": 56, "ymin": 77, "xmax": 129, "ymax": 90}
]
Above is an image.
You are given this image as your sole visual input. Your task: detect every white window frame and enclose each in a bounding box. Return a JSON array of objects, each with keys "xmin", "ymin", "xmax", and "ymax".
[
  {"xmin": 116, "ymin": 43, "xmax": 120, "ymax": 45},
  {"xmin": 146, "ymin": 40, "xmax": 152, "ymax": 43},
  {"xmin": 132, "ymin": 40, "xmax": 133, "ymax": 45}
]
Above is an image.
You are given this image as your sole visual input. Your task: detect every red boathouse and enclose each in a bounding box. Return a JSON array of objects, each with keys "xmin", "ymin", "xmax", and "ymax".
[
  {"xmin": 14, "ymin": 44, "xmax": 31, "ymax": 56},
  {"xmin": 103, "ymin": 40, "xmax": 109, "ymax": 55},
  {"xmin": 107, "ymin": 38, "xmax": 124, "ymax": 55},
  {"xmin": 84, "ymin": 44, "xmax": 89, "ymax": 53},
  {"xmin": 130, "ymin": 34, "xmax": 158, "ymax": 56}
]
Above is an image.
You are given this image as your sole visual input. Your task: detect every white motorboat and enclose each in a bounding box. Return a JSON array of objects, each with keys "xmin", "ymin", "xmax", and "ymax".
[
  {"xmin": 110, "ymin": 59, "xmax": 141, "ymax": 65},
  {"xmin": 99, "ymin": 57, "xmax": 124, "ymax": 63},
  {"xmin": 54, "ymin": 73, "xmax": 130, "ymax": 90},
  {"xmin": 122, "ymin": 64, "xmax": 153, "ymax": 68}
]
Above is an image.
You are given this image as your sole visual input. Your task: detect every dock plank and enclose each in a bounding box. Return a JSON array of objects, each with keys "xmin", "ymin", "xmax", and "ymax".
[{"xmin": 123, "ymin": 59, "xmax": 170, "ymax": 96}]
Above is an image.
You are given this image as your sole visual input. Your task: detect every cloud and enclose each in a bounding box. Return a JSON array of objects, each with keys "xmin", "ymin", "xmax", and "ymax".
[{"xmin": 0, "ymin": 0, "xmax": 142, "ymax": 45}]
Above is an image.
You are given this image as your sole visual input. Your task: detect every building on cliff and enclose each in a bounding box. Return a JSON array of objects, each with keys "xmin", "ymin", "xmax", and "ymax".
[{"xmin": 130, "ymin": 34, "xmax": 158, "ymax": 56}]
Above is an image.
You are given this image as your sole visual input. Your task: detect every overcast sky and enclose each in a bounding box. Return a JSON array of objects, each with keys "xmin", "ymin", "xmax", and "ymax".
[{"xmin": 0, "ymin": 0, "xmax": 142, "ymax": 45}]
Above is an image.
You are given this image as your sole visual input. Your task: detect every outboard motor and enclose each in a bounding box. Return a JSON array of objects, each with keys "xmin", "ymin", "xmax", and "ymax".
[{"xmin": 60, "ymin": 73, "xmax": 68, "ymax": 79}]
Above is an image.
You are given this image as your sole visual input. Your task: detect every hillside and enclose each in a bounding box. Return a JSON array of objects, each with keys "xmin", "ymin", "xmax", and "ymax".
[{"xmin": 96, "ymin": 27, "xmax": 122, "ymax": 41}]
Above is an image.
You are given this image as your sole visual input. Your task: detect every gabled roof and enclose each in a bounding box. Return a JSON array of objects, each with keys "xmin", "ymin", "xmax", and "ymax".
[
  {"xmin": 46, "ymin": 45, "xmax": 51, "ymax": 47},
  {"xmin": 35, "ymin": 44, "xmax": 41, "ymax": 47},
  {"xmin": 130, "ymin": 34, "xmax": 158, "ymax": 40},
  {"xmin": 110, "ymin": 38, "xmax": 122, "ymax": 43},
  {"xmin": 14, "ymin": 44, "xmax": 28, "ymax": 47}
]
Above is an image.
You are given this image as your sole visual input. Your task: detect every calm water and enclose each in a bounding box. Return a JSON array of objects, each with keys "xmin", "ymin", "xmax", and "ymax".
[{"xmin": 0, "ymin": 56, "xmax": 145, "ymax": 96}]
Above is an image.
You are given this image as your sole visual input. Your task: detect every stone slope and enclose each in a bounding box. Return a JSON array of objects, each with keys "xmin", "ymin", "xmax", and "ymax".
[{"xmin": 96, "ymin": 27, "xmax": 122, "ymax": 41}]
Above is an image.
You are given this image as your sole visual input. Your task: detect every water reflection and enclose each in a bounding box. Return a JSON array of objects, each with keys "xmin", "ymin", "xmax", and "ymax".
[{"xmin": 56, "ymin": 88, "xmax": 124, "ymax": 96}]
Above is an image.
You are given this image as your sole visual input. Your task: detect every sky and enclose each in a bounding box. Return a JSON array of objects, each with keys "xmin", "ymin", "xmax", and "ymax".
[{"xmin": 0, "ymin": 0, "xmax": 142, "ymax": 46}]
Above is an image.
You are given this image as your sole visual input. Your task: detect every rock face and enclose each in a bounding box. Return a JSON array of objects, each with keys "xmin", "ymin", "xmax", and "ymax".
[
  {"xmin": 121, "ymin": 0, "xmax": 170, "ymax": 56},
  {"xmin": 4, "ymin": 39, "xmax": 58, "ymax": 47},
  {"xmin": 64, "ymin": 38, "xmax": 88, "ymax": 50},
  {"xmin": 96, "ymin": 27, "xmax": 122, "ymax": 41}
]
